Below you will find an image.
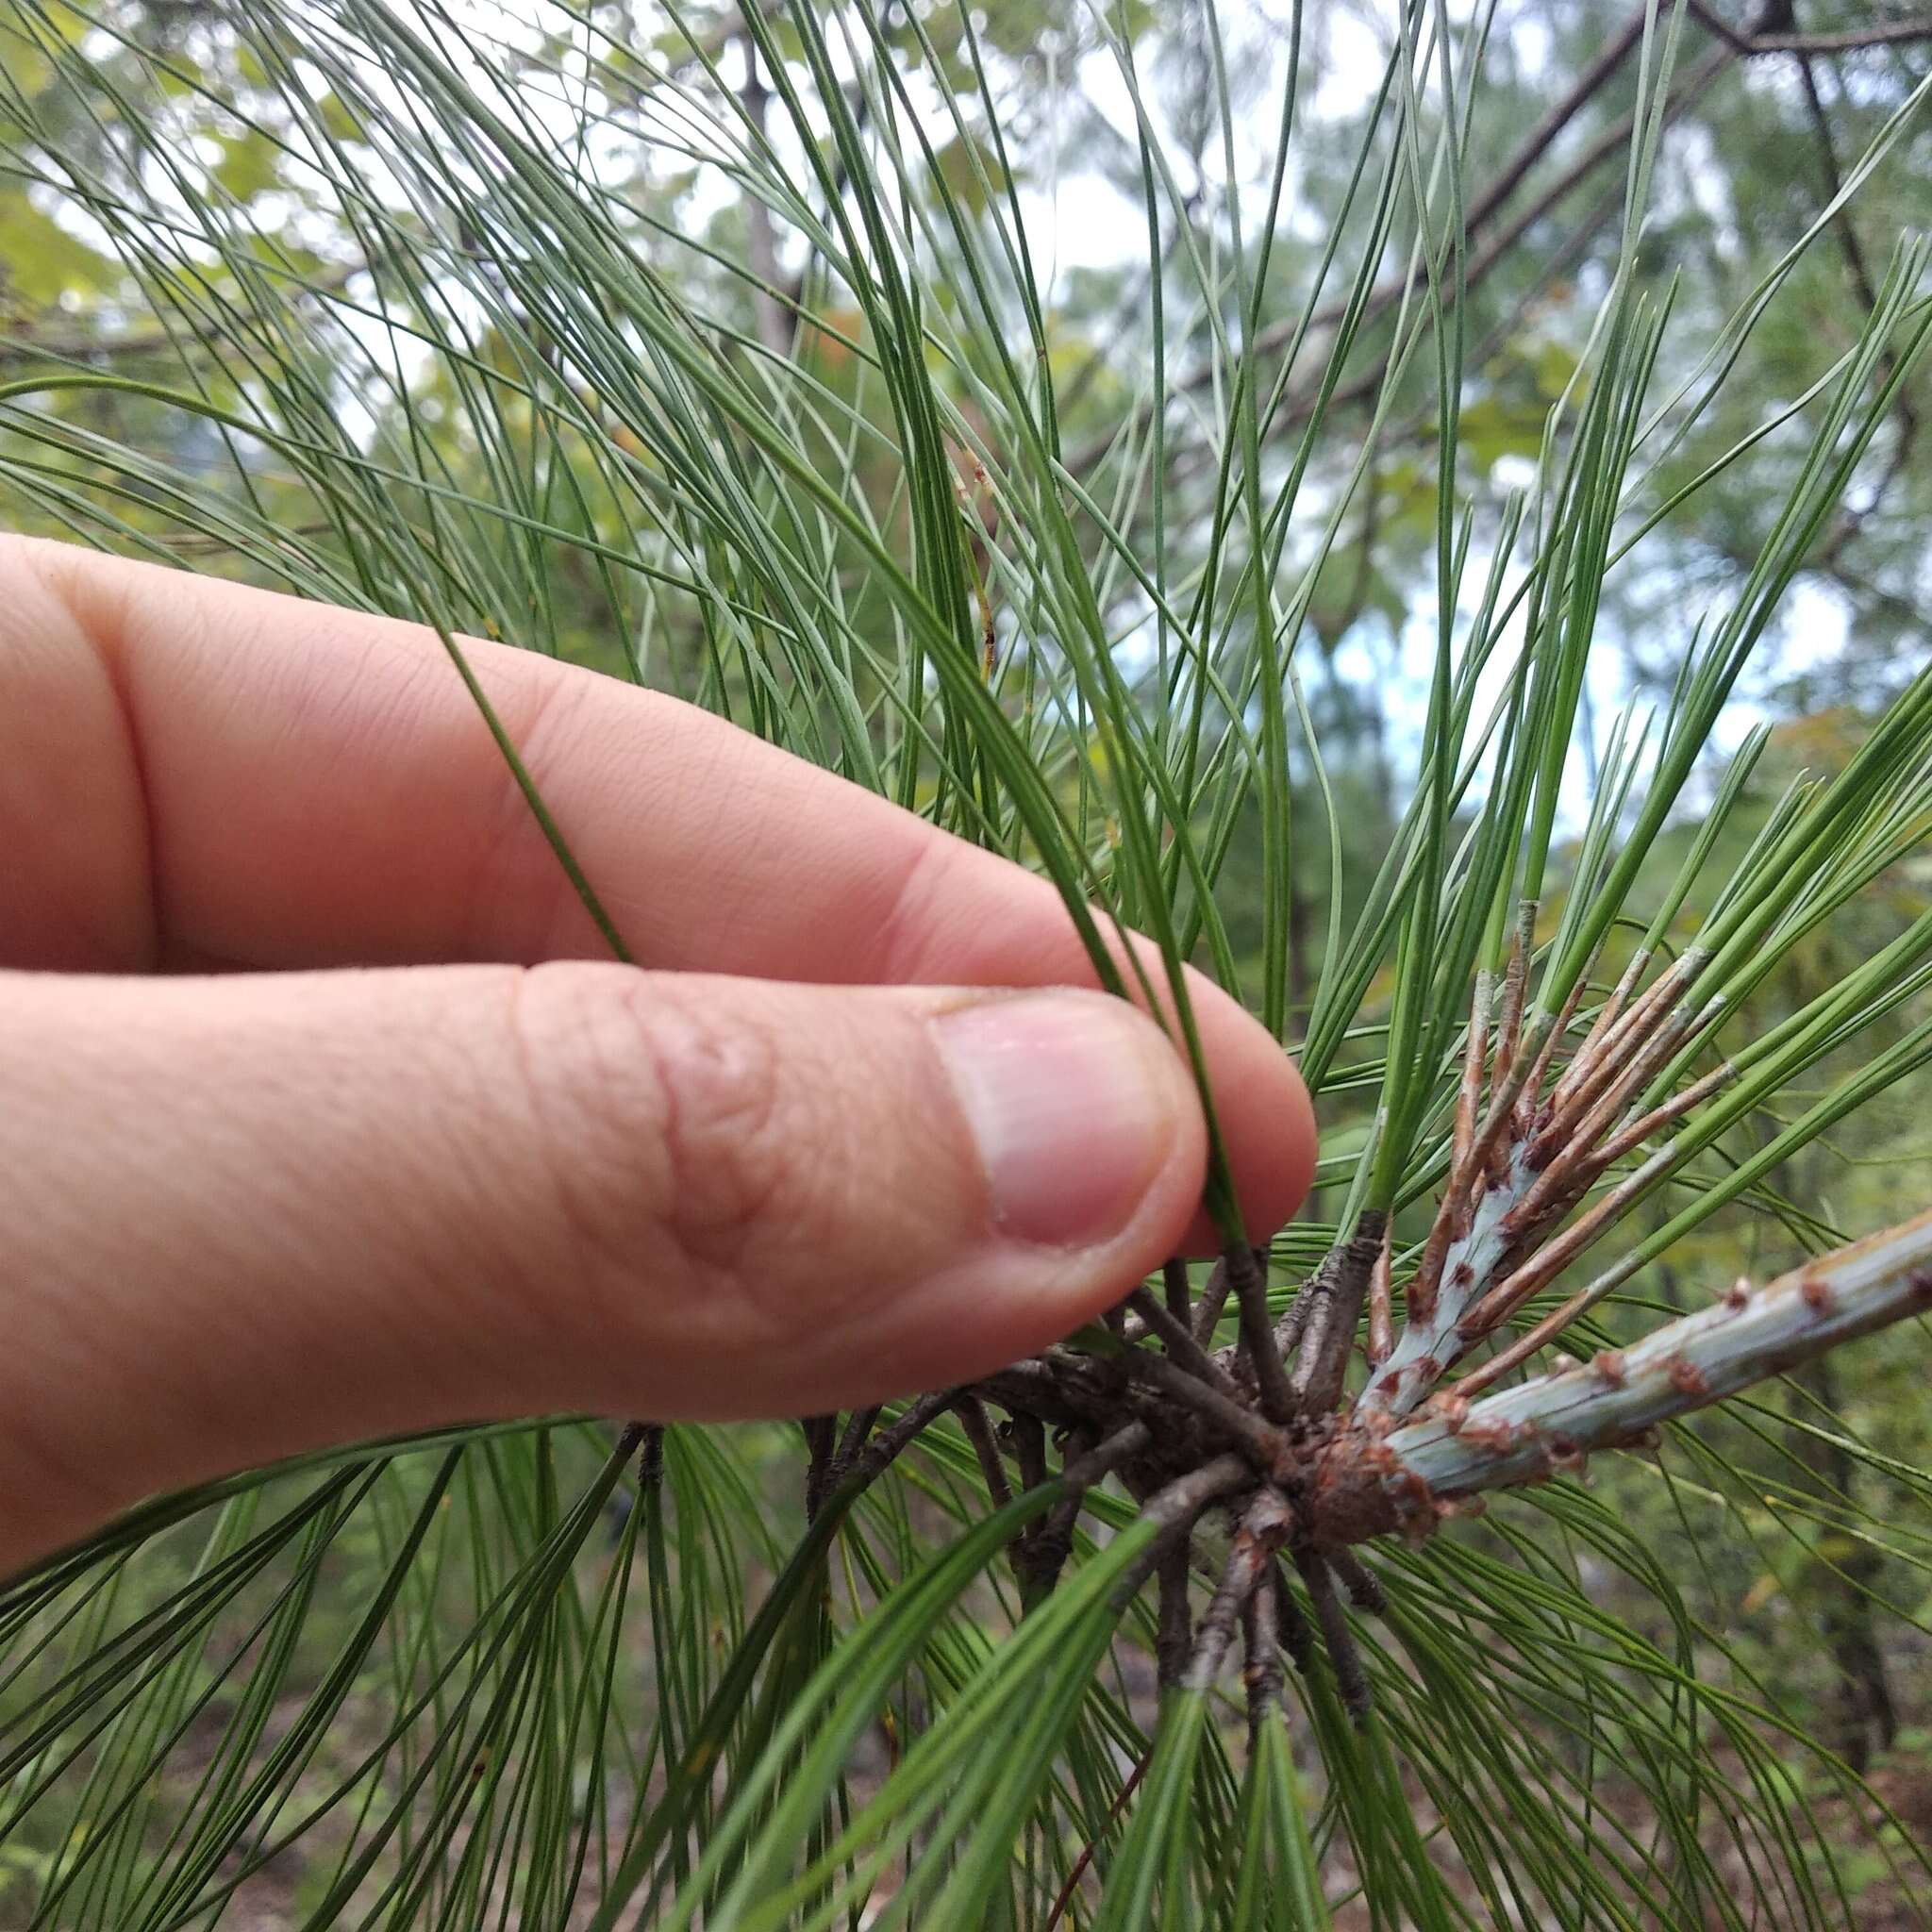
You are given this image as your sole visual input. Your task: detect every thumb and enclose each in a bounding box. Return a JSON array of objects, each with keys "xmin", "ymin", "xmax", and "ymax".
[{"xmin": 2, "ymin": 962, "xmax": 1208, "ymax": 1568}]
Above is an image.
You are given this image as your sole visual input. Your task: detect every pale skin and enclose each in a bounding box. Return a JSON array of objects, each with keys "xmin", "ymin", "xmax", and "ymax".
[{"xmin": 0, "ymin": 535, "xmax": 1316, "ymax": 1577}]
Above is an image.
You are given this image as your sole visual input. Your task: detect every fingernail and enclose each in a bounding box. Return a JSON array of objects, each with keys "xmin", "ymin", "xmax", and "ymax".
[{"xmin": 932, "ymin": 992, "xmax": 1189, "ymax": 1248}]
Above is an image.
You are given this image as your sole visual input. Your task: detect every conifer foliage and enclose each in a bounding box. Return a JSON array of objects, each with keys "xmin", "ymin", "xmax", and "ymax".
[{"xmin": 3, "ymin": 2, "xmax": 1932, "ymax": 1924}]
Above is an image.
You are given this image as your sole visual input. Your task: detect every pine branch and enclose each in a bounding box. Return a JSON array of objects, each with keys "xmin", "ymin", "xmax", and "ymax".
[
  {"xmin": 1077, "ymin": 0, "xmax": 1931, "ymax": 473},
  {"xmin": 1310, "ymin": 1208, "xmax": 1932, "ymax": 1546},
  {"xmin": 1687, "ymin": 4, "xmax": 1932, "ymax": 57},
  {"xmin": 1068, "ymin": 3, "xmax": 1713, "ymax": 469}
]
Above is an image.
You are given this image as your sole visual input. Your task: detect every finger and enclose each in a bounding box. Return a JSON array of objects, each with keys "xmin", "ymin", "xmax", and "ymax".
[
  {"xmin": 0, "ymin": 962, "xmax": 1206, "ymax": 1574},
  {"xmin": 2, "ymin": 537, "xmax": 1313, "ymax": 1245}
]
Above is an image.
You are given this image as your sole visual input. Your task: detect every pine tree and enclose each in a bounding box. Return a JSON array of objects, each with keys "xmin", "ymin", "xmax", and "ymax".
[{"xmin": 4, "ymin": 3, "xmax": 1932, "ymax": 1924}]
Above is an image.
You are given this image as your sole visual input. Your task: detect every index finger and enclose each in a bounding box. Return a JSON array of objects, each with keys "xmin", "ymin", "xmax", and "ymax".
[{"xmin": 4, "ymin": 535, "xmax": 1314, "ymax": 1241}]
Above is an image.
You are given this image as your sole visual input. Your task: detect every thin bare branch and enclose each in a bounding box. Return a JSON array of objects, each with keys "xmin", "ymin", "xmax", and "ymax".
[
  {"xmin": 1023, "ymin": 1422, "xmax": 1151, "ymax": 1602},
  {"xmin": 1296, "ymin": 1552, "xmax": 1374, "ymax": 1721},
  {"xmin": 1161, "ymin": 1256, "xmax": 1193, "ymax": 1324},
  {"xmin": 1271, "ymin": 1559, "xmax": 1316, "ymax": 1675},
  {"xmin": 843, "ymin": 1389, "xmax": 960, "ymax": 1494},
  {"xmin": 834, "ymin": 1406, "xmax": 882, "ymax": 1474},
  {"xmin": 1519, "ymin": 938, "xmax": 1605, "ymax": 1123},
  {"xmin": 1410, "ymin": 973, "xmax": 1492, "ymax": 1326},
  {"xmin": 802, "ymin": 1413, "xmax": 838, "ymax": 1520},
  {"xmin": 1291, "ymin": 1213, "xmax": 1390, "ymax": 1414},
  {"xmin": 1041, "ymin": 1748, "xmax": 1154, "ymax": 1931},
  {"xmin": 1272, "ymin": 1244, "xmax": 1335, "ymax": 1360},
  {"xmin": 1587, "ymin": 1059, "xmax": 1737, "ymax": 1176},
  {"xmin": 1468, "ymin": 1142, "xmax": 1682, "ymax": 1342},
  {"xmin": 633, "ymin": 1424, "xmax": 664, "ymax": 1492},
  {"xmin": 1490, "ymin": 901, "xmax": 1539, "ymax": 1107},
  {"xmin": 955, "ymin": 1396, "xmax": 1014, "ymax": 1512},
  {"xmin": 1548, "ymin": 949, "xmax": 1707, "ymax": 1128},
  {"xmin": 1366, "ymin": 1223, "xmax": 1395, "ymax": 1368},
  {"xmin": 1192, "ymin": 1253, "xmax": 1234, "ymax": 1344},
  {"xmin": 1126, "ymin": 1287, "xmax": 1242, "ymax": 1396},
  {"xmin": 1228, "ymin": 1242, "xmax": 1298, "ymax": 1424},
  {"xmin": 1570, "ymin": 947, "xmax": 1652, "ymax": 1080},
  {"xmin": 1185, "ymin": 1490, "xmax": 1295, "ymax": 1692},
  {"xmin": 1450, "ymin": 970, "xmax": 1493, "ymax": 1189},
  {"xmin": 1124, "ymin": 1347, "xmax": 1288, "ymax": 1468},
  {"xmin": 1688, "ymin": 2, "xmax": 1932, "ymax": 57},
  {"xmin": 1156, "ymin": 1541, "xmax": 1194, "ymax": 1689},
  {"xmin": 1008, "ymin": 1411, "xmax": 1048, "ymax": 1497},
  {"xmin": 1241, "ymin": 1570, "xmax": 1286, "ymax": 1739},
  {"xmin": 1110, "ymin": 1456, "xmax": 1253, "ymax": 1607},
  {"xmin": 1329, "ymin": 1548, "xmax": 1389, "ymax": 1616}
]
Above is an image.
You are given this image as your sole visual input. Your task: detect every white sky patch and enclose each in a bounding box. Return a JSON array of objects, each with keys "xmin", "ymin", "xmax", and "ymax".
[{"xmin": 1312, "ymin": 8, "xmax": 1391, "ymax": 120}]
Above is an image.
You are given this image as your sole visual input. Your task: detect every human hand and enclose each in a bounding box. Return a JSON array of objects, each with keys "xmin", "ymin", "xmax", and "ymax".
[{"xmin": 0, "ymin": 536, "xmax": 1314, "ymax": 1574}]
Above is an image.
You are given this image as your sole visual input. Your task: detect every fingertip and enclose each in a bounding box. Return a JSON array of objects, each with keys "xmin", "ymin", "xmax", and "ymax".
[
  {"xmin": 931, "ymin": 989, "xmax": 1208, "ymax": 1255},
  {"xmin": 1232, "ymin": 1038, "xmax": 1318, "ymax": 1232},
  {"xmin": 1175, "ymin": 970, "xmax": 1320, "ymax": 1256}
]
